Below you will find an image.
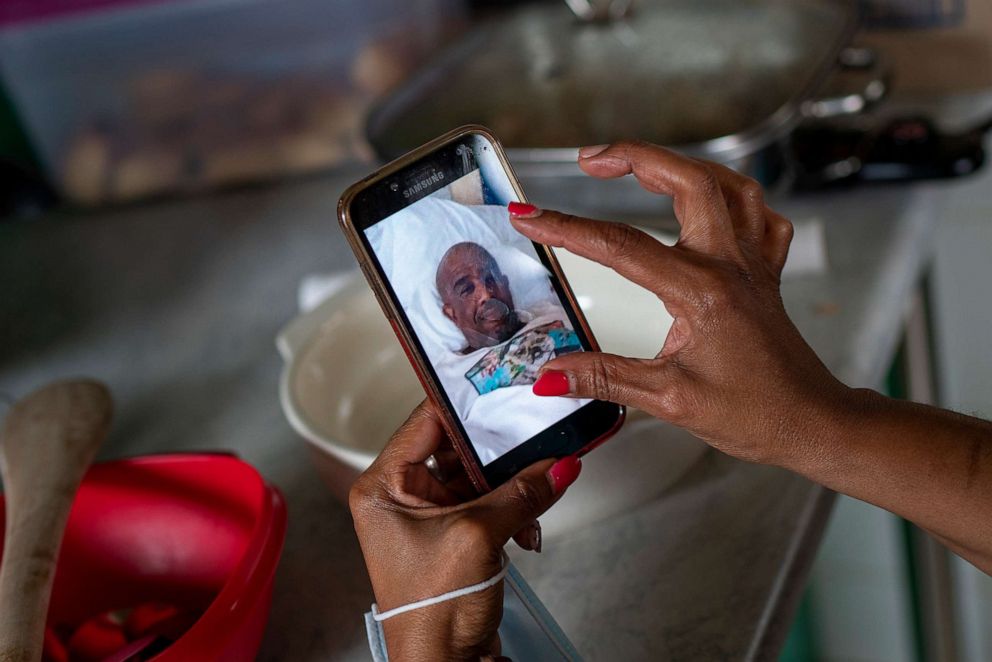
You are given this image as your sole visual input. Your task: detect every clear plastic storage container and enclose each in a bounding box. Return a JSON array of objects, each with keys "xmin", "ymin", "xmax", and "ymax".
[{"xmin": 0, "ymin": 0, "xmax": 463, "ymax": 205}]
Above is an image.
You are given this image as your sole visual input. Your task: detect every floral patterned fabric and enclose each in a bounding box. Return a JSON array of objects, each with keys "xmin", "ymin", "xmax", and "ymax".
[{"xmin": 465, "ymin": 320, "xmax": 581, "ymax": 395}]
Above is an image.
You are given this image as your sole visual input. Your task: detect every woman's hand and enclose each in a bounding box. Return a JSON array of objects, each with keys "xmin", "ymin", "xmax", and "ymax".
[
  {"xmin": 507, "ymin": 140, "xmax": 992, "ymax": 575},
  {"xmin": 349, "ymin": 402, "xmax": 581, "ymax": 661},
  {"xmin": 512, "ymin": 141, "xmax": 854, "ymax": 466}
]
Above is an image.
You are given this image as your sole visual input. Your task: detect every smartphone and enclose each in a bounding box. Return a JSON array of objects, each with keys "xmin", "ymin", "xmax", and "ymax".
[{"xmin": 338, "ymin": 125, "xmax": 624, "ymax": 491}]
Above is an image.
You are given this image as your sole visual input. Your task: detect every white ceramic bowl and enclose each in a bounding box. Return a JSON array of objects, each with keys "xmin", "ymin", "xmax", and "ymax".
[{"xmin": 278, "ymin": 235, "xmax": 708, "ymax": 537}]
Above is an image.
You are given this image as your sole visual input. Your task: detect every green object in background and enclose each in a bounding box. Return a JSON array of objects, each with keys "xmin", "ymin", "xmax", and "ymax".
[
  {"xmin": 778, "ymin": 344, "xmax": 926, "ymax": 662},
  {"xmin": 0, "ymin": 81, "xmax": 57, "ymax": 220},
  {"xmin": 779, "ymin": 590, "xmax": 819, "ymax": 662},
  {"xmin": 0, "ymin": 81, "xmax": 40, "ymax": 171},
  {"xmin": 885, "ymin": 342, "xmax": 927, "ymax": 662}
]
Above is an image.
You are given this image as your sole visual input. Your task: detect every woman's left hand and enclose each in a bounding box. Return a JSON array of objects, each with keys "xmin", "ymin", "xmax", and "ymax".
[{"xmin": 350, "ymin": 402, "xmax": 582, "ymax": 661}]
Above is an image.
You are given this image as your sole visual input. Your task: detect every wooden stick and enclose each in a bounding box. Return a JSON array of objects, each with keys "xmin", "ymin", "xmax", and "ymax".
[{"xmin": 0, "ymin": 380, "xmax": 112, "ymax": 662}]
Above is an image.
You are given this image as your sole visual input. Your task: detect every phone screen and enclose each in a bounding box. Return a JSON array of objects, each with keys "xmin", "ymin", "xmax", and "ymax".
[{"xmin": 352, "ymin": 132, "xmax": 619, "ymax": 484}]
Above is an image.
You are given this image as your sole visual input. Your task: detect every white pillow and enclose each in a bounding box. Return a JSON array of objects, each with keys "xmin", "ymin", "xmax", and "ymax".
[{"xmin": 366, "ymin": 197, "xmax": 557, "ymax": 357}]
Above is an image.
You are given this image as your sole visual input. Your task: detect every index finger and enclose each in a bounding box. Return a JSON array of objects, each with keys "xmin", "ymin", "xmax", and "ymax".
[
  {"xmin": 577, "ymin": 141, "xmax": 740, "ymax": 257},
  {"xmin": 510, "ymin": 208, "xmax": 692, "ymax": 305}
]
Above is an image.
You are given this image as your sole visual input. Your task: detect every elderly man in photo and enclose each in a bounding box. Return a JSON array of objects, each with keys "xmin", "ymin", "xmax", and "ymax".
[{"xmin": 433, "ymin": 241, "xmax": 586, "ymax": 463}]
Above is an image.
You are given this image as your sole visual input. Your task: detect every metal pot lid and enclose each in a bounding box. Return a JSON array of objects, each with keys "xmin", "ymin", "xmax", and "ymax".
[{"xmin": 367, "ymin": 0, "xmax": 857, "ymax": 161}]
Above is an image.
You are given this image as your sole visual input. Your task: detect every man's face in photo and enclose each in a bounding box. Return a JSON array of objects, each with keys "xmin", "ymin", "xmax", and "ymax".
[{"xmin": 436, "ymin": 242, "xmax": 523, "ymax": 351}]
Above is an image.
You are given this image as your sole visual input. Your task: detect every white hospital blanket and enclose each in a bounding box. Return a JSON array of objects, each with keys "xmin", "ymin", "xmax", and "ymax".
[{"xmin": 436, "ymin": 305, "xmax": 587, "ymax": 464}]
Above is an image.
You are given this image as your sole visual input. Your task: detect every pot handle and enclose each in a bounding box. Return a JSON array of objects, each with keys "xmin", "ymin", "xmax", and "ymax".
[{"xmin": 801, "ymin": 47, "xmax": 890, "ymax": 120}]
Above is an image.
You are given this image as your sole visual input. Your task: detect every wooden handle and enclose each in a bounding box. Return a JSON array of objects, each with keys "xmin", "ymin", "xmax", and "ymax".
[{"xmin": 0, "ymin": 379, "xmax": 112, "ymax": 662}]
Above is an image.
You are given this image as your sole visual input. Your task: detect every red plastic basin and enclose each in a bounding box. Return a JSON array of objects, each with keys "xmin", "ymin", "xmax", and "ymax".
[{"xmin": 0, "ymin": 453, "xmax": 287, "ymax": 661}]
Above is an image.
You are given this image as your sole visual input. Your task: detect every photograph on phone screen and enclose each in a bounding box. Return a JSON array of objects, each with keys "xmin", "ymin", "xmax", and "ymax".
[{"xmin": 365, "ymin": 163, "xmax": 590, "ymax": 465}]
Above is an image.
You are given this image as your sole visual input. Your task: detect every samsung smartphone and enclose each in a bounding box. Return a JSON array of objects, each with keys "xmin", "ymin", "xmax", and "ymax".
[{"xmin": 338, "ymin": 125, "xmax": 624, "ymax": 491}]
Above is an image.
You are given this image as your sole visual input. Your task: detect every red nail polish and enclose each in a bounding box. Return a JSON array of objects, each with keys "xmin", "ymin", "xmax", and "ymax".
[
  {"xmin": 548, "ymin": 456, "xmax": 582, "ymax": 493},
  {"xmin": 508, "ymin": 201, "xmax": 540, "ymax": 218},
  {"xmin": 532, "ymin": 370, "xmax": 570, "ymax": 396}
]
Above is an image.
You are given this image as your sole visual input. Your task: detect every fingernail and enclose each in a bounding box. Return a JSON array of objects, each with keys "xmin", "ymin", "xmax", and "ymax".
[
  {"xmin": 531, "ymin": 521, "xmax": 542, "ymax": 553},
  {"xmin": 578, "ymin": 144, "xmax": 609, "ymax": 159},
  {"xmin": 548, "ymin": 455, "xmax": 582, "ymax": 494},
  {"xmin": 508, "ymin": 201, "xmax": 542, "ymax": 218},
  {"xmin": 533, "ymin": 370, "xmax": 570, "ymax": 396}
]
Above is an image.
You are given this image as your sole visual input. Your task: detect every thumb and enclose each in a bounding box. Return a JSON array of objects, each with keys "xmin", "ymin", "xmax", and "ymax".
[{"xmin": 473, "ymin": 455, "xmax": 582, "ymax": 544}]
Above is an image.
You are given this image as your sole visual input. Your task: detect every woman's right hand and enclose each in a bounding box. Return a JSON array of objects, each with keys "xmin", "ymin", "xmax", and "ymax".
[{"xmin": 511, "ymin": 141, "xmax": 856, "ymax": 467}]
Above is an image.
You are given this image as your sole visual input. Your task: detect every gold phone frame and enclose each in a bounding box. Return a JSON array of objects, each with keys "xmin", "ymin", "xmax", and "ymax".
[{"xmin": 338, "ymin": 124, "xmax": 624, "ymax": 492}]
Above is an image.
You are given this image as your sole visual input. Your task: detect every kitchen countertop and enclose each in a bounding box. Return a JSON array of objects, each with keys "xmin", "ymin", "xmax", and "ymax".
[{"xmin": 0, "ymin": 172, "xmax": 946, "ymax": 660}]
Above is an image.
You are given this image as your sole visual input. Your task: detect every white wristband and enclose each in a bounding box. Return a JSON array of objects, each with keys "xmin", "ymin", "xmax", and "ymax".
[{"xmin": 371, "ymin": 550, "xmax": 510, "ymax": 622}]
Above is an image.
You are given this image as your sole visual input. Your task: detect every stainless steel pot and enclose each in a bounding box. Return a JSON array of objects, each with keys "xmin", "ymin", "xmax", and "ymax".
[{"xmin": 367, "ymin": 0, "xmax": 884, "ymax": 222}]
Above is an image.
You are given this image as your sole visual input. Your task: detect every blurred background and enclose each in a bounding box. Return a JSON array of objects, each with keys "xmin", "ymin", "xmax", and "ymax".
[{"xmin": 2, "ymin": 1, "xmax": 992, "ymax": 661}]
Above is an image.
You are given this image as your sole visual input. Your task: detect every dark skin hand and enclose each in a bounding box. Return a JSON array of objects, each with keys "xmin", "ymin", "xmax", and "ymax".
[
  {"xmin": 513, "ymin": 140, "xmax": 992, "ymax": 575},
  {"xmin": 437, "ymin": 242, "xmax": 523, "ymax": 352},
  {"xmin": 353, "ymin": 140, "xmax": 991, "ymax": 660},
  {"xmin": 350, "ymin": 403, "xmax": 581, "ymax": 661}
]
